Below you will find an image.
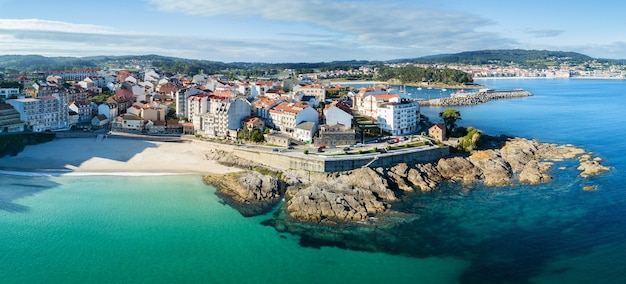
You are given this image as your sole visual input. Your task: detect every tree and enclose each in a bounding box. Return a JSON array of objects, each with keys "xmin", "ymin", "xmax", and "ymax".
[{"xmin": 439, "ymin": 108, "xmax": 461, "ymax": 134}]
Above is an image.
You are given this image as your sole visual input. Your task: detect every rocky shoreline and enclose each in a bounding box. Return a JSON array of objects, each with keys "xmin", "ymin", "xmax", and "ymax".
[{"xmin": 204, "ymin": 137, "xmax": 610, "ymax": 224}]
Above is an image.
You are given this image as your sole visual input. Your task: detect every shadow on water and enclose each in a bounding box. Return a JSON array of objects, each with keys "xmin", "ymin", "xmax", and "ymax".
[
  {"xmin": 0, "ymin": 176, "xmax": 60, "ymax": 212},
  {"xmin": 267, "ymin": 178, "xmax": 626, "ymax": 283},
  {"xmin": 0, "ymin": 137, "xmax": 160, "ymax": 213}
]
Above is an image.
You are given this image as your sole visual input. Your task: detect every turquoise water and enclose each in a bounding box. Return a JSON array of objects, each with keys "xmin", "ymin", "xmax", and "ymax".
[
  {"xmin": 0, "ymin": 175, "xmax": 467, "ymax": 283},
  {"xmin": 1, "ymin": 79, "xmax": 626, "ymax": 283}
]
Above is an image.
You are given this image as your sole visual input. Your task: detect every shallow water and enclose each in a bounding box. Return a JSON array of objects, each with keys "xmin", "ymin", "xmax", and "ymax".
[{"xmin": 1, "ymin": 79, "xmax": 625, "ymax": 283}]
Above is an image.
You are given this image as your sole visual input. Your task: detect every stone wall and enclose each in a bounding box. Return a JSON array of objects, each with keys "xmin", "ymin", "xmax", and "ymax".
[{"xmin": 231, "ymin": 146, "xmax": 449, "ymax": 173}]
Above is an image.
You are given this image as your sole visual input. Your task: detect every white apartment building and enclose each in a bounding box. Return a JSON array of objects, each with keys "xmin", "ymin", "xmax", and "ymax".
[
  {"xmin": 8, "ymin": 93, "xmax": 69, "ymax": 132},
  {"xmin": 175, "ymin": 88, "xmax": 205, "ymax": 118},
  {"xmin": 376, "ymin": 97, "xmax": 420, "ymax": 136},
  {"xmin": 200, "ymin": 98, "xmax": 251, "ymax": 138}
]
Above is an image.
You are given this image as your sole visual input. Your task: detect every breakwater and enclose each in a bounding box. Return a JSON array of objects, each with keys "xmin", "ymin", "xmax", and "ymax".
[{"xmin": 417, "ymin": 89, "xmax": 532, "ymax": 106}]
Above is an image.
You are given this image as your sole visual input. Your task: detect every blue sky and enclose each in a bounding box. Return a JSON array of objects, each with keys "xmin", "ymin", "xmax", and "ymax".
[{"xmin": 0, "ymin": 0, "xmax": 624, "ymax": 62}]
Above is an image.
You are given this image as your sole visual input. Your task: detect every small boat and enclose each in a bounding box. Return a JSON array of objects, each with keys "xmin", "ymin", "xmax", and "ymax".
[
  {"xmin": 417, "ymin": 87, "xmax": 422, "ymax": 90},
  {"xmin": 442, "ymin": 88, "xmax": 447, "ymax": 91},
  {"xmin": 427, "ymin": 87, "xmax": 433, "ymax": 90}
]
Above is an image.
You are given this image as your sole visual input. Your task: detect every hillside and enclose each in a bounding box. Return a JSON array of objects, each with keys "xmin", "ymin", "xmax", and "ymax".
[
  {"xmin": 1, "ymin": 49, "xmax": 622, "ymax": 75},
  {"xmin": 406, "ymin": 49, "xmax": 596, "ymax": 68}
]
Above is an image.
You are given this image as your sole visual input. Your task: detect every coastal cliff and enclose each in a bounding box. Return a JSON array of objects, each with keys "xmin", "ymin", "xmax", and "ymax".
[{"xmin": 204, "ymin": 137, "xmax": 609, "ymax": 224}]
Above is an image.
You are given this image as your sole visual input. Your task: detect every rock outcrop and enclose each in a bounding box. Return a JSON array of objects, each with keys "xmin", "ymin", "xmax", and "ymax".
[
  {"xmin": 206, "ymin": 137, "xmax": 610, "ymax": 224},
  {"xmin": 285, "ymin": 167, "xmax": 394, "ymax": 224},
  {"xmin": 205, "ymin": 171, "xmax": 282, "ymax": 217}
]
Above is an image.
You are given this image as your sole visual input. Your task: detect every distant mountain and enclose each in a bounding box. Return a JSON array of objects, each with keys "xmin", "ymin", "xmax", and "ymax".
[
  {"xmin": 0, "ymin": 54, "xmax": 378, "ymax": 75},
  {"xmin": 400, "ymin": 49, "xmax": 597, "ymax": 68}
]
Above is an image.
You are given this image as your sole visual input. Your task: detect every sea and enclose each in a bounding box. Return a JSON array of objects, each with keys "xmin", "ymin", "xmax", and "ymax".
[{"xmin": 1, "ymin": 78, "xmax": 625, "ymax": 283}]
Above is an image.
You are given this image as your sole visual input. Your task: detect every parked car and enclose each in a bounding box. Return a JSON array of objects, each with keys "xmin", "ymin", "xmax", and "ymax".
[
  {"xmin": 272, "ymin": 148, "xmax": 279, "ymax": 152},
  {"xmin": 287, "ymin": 146, "xmax": 294, "ymax": 150},
  {"xmin": 343, "ymin": 147, "xmax": 351, "ymax": 151},
  {"xmin": 317, "ymin": 147, "xmax": 324, "ymax": 152}
]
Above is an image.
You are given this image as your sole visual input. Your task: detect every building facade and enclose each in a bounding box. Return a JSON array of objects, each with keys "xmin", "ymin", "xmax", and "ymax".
[
  {"xmin": 376, "ymin": 97, "xmax": 420, "ymax": 136},
  {"xmin": 316, "ymin": 123, "xmax": 356, "ymax": 146},
  {"xmin": 7, "ymin": 93, "xmax": 69, "ymax": 132}
]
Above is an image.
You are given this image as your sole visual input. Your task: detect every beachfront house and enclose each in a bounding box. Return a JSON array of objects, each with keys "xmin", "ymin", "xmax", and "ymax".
[
  {"xmin": 429, "ymin": 123, "xmax": 446, "ymax": 141},
  {"xmin": 92, "ymin": 114, "xmax": 109, "ymax": 129},
  {"xmin": 111, "ymin": 114, "xmax": 145, "ymax": 133}
]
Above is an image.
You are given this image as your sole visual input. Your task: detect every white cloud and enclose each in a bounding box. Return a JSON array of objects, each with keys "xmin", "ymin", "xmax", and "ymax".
[
  {"xmin": 146, "ymin": 0, "xmax": 515, "ymax": 52},
  {"xmin": 0, "ymin": 19, "xmax": 114, "ymax": 34}
]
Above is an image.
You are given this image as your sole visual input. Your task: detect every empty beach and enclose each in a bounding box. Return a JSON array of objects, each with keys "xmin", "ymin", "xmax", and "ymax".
[{"xmin": 0, "ymin": 137, "xmax": 239, "ymax": 175}]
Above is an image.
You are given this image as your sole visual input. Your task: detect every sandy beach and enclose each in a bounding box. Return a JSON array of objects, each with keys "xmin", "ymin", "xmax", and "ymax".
[{"xmin": 0, "ymin": 137, "xmax": 240, "ymax": 175}]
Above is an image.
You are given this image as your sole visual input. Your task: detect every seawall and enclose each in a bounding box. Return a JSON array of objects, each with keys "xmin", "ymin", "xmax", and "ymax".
[{"xmin": 230, "ymin": 145, "xmax": 449, "ymax": 173}]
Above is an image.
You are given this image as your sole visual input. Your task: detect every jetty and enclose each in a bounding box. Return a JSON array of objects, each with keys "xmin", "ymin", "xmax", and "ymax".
[{"xmin": 417, "ymin": 89, "xmax": 532, "ymax": 106}]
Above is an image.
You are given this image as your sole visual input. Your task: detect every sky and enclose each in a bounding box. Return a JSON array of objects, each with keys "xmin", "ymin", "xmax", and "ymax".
[{"xmin": 0, "ymin": 0, "xmax": 625, "ymax": 63}]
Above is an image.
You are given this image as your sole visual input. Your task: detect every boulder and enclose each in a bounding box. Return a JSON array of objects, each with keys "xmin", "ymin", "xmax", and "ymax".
[
  {"xmin": 469, "ymin": 149, "xmax": 512, "ymax": 186},
  {"xmin": 500, "ymin": 138, "xmax": 540, "ymax": 172},
  {"xmin": 205, "ymin": 171, "xmax": 282, "ymax": 216},
  {"xmin": 436, "ymin": 156, "xmax": 481, "ymax": 184},
  {"xmin": 518, "ymin": 160, "xmax": 553, "ymax": 184},
  {"xmin": 406, "ymin": 163, "xmax": 443, "ymax": 191},
  {"xmin": 578, "ymin": 160, "xmax": 610, "ymax": 177},
  {"xmin": 286, "ymin": 184, "xmax": 388, "ymax": 224}
]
